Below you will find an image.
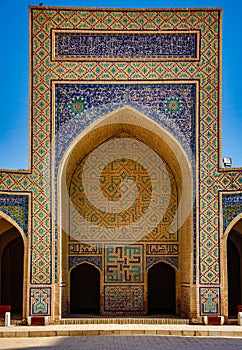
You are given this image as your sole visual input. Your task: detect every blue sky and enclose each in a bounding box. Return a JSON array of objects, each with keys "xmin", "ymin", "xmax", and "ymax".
[{"xmin": 0, "ymin": 0, "xmax": 241, "ymax": 169}]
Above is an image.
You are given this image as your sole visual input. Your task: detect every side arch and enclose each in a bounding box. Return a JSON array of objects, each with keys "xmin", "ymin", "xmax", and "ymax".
[
  {"xmin": 223, "ymin": 212, "xmax": 242, "ymax": 240},
  {"xmin": 221, "ymin": 213, "xmax": 242, "ymax": 318},
  {"xmin": 0, "ymin": 211, "xmax": 27, "ymax": 242},
  {"xmin": 0, "ymin": 211, "xmax": 29, "ymax": 319}
]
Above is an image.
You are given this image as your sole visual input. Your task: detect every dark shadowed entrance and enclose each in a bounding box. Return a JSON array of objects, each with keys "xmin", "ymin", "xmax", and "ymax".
[
  {"xmin": 227, "ymin": 229, "xmax": 242, "ymax": 317},
  {"xmin": 148, "ymin": 262, "xmax": 176, "ymax": 315},
  {"xmin": 70, "ymin": 263, "xmax": 100, "ymax": 314},
  {"xmin": 0, "ymin": 226, "xmax": 24, "ymax": 314}
]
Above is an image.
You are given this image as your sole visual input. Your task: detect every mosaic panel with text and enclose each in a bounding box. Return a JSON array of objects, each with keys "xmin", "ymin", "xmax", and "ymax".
[{"xmin": 105, "ymin": 245, "xmax": 143, "ymax": 283}]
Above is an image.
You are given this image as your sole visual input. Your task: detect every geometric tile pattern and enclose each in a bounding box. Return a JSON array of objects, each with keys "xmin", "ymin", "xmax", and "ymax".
[
  {"xmin": 0, "ymin": 193, "xmax": 29, "ymax": 237},
  {"xmin": 29, "ymin": 7, "xmax": 220, "ymax": 294},
  {"xmin": 200, "ymin": 287, "xmax": 220, "ymax": 315},
  {"xmin": 105, "ymin": 246, "xmax": 143, "ymax": 283},
  {"xmin": 1, "ymin": 7, "xmax": 242, "ymax": 317},
  {"xmin": 29, "ymin": 7, "xmax": 242, "ymax": 317},
  {"xmin": 29, "ymin": 7, "xmax": 231, "ymax": 316},
  {"xmin": 104, "ymin": 285, "xmax": 144, "ymax": 312},
  {"xmin": 30, "ymin": 287, "xmax": 51, "ymax": 316},
  {"xmin": 69, "ymin": 135, "xmax": 178, "ymax": 244}
]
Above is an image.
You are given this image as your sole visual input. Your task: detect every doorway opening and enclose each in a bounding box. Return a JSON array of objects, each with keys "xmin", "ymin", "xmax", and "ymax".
[
  {"xmin": 70, "ymin": 263, "xmax": 100, "ymax": 315},
  {"xmin": 148, "ymin": 261, "xmax": 176, "ymax": 315},
  {"xmin": 227, "ymin": 227, "xmax": 242, "ymax": 317},
  {"xmin": 0, "ymin": 220, "xmax": 24, "ymax": 317}
]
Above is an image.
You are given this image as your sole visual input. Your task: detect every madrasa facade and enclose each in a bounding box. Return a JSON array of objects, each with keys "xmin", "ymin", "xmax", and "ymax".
[{"xmin": 0, "ymin": 6, "xmax": 242, "ymax": 324}]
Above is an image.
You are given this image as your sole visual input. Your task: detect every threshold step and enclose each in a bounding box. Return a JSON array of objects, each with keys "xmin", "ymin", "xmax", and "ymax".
[{"xmin": 60, "ymin": 317, "xmax": 190, "ymax": 325}]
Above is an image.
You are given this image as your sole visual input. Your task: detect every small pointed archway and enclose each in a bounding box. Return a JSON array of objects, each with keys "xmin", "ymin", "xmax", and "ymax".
[
  {"xmin": 70, "ymin": 263, "xmax": 100, "ymax": 314},
  {"xmin": 148, "ymin": 261, "xmax": 176, "ymax": 315},
  {"xmin": 0, "ymin": 216, "xmax": 24, "ymax": 316}
]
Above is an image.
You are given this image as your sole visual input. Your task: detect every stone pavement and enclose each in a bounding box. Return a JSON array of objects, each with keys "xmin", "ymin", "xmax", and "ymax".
[
  {"xmin": 0, "ymin": 323, "xmax": 242, "ymax": 338},
  {"xmin": 0, "ymin": 335, "xmax": 242, "ymax": 350}
]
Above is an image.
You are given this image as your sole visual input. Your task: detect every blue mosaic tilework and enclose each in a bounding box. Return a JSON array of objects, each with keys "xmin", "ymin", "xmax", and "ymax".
[
  {"xmin": 30, "ymin": 287, "xmax": 51, "ymax": 316},
  {"xmin": 54, "ymin": 31, "xmax": 198, "ymax": 60},
  {"xmin": 200, "ymin": 287, "xmax": 220, "ymax": 315},
  {"xmin": 104, "ymin": 285, "xmax": 144, "ymax": 312},
  {"xmin": 69, "ymin": 256, "xmax": 102, "ymax": 271},
  {"xmin": 0, "ymin": 193, "xmax": 29, "ymax": 237},
  {"xmin": 146, "ymin": 256, "xmax": 178, "ymax": 270},
  {"xmin": 222, "ymin": 193, "xmax": 242, "ymax": 233},
  {"xmin": 105, "ymin": 246, "xmax": 143, "ymax": 283},
  {"xmin": 1, "ymin": 6, "xmax": 239, "ymax": 319},
  {"xmin": 55, "ymin": 83, "xmax": 196, "ymax": 163}
]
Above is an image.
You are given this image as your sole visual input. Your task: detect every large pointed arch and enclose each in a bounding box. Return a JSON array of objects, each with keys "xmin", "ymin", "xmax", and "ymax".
[{"xmin": 57, "ymin": 106, "xmax": 194, "ymax": 318}]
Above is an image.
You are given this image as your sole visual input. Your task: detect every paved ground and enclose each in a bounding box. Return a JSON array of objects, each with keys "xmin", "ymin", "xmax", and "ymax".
[
  {"xmin": 0, "ymin": 335, "xmax": 242, "ymax": 350},
  {"xmin": 1, "ymin": 323, "xmax": 242, "ymax": 349},
  {"xmin": 1, "ymin": 323, "xmax": 242, "ymax": 338}
]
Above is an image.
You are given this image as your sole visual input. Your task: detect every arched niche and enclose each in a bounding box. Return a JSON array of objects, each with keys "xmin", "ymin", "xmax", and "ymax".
[
  {"xmin": 0, "ymin": 213, "xmax": 28, "ymax": 319},
  {"xmin": 148, "ymin": 261, "xmax": 176, "ymax": 315},
  {"xmin": 57, "ymin": 106, "xmax": 194, "ymax": 318},
  {"xmin": 221, "ymin": 214, "xmax": 242, "ymax": 319},
  {"xmin": 70, "ymin": 263, "xmax": 100, "ymax": 315}
]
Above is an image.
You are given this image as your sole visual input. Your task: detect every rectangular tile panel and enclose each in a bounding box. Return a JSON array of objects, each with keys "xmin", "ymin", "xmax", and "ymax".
[{"xmin": 53, "ymin": 30, "xmax": 200, "ymax": 61}]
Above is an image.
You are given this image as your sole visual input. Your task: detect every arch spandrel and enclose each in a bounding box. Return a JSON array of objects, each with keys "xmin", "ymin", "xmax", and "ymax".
[{"xmin": 0, "ymin": 211, "xmax": 27, "ymax": 243}]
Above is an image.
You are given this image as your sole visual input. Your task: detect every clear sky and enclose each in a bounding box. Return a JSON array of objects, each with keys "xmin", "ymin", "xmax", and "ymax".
[{"xmin": 0, "ymin": 0, "xmax": 241, "ymax": 170}]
